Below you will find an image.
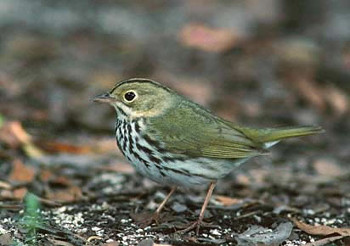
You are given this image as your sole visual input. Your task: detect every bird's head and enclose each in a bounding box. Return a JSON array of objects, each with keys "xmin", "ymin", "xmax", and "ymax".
[{"xmin": 93, "ymin": 78, "xmax": 176, "ymax": 119}]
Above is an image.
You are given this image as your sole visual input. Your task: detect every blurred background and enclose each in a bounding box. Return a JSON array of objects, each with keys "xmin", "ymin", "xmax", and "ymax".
[
  {"xmin": 1, "ymin": 0, "xmax": 349, "ymax": 132},
  {"xmin": 0, "ymin": 1, "xmax": 350, "ymax": 179},
  {"xmin": 0, "ymin": 1, "xmax": 349, "ymax": 244}
]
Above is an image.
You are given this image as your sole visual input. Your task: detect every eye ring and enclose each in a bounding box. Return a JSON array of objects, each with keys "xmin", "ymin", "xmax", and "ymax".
[{"xmin": 124, "ymin": 90, "xmax": 137, "ymax": 102}]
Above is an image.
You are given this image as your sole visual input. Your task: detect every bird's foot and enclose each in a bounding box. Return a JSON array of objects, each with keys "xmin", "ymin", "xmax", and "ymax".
[
  {"xmin": 130, "ymin": 211, "xmax": 160, "ymax": 228},
  {"xmin": 177, "ymin": 220, "xmax": 215, "ymax": 235}
]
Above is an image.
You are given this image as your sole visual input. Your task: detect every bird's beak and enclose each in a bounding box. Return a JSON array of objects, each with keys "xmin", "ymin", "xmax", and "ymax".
[{"xmin": 93, "ymin": 93, "xmax": 115, "ymax": 103}]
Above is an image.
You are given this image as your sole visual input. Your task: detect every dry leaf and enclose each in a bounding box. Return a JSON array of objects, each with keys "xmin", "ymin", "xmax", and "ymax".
[
  {"xmin": 215, "ymin": 195, "xmax": 243, "ymax": 206},
  {"xmin": 304, "ymin": 235, "xmax": 345, "ymax": 246},
  {"xmin": 179, "ymin": 23, "xmax": 238, "ymax": 52},
  {"xmin": 0, "ymin": 122, "xmax": 22, "ymax": 148},
  {"xmin": 291, "ymin": 217, "xmax": 350, "ymax": 236},
  {"xmin": 87, "ymin": 236, "xmax": 102, "ymax": 242},
  {"xmin": 313, "ymin": 158, "xmax": 343, "ymax": 177},
  {"xmin": 0, "ymin": 190, "xmax": 13, "ymax": 200},
  {"xmin": 323, "ymin": 86, "xmax": 349, "ymax": 116},
  {"xmin": 6, "ymin": 121, "xmax": 31, "ymax": 144},
  {"xmin": 96, "ymin": 162, "xmax": 135, "ymax": 174},
  {"xmin": 39, "ymin": 169, "xmax": 53, "ymax": 182},
  {"xmin": 291, "ymin": 79, "xmax": 348, "ymax": 116},
  {"xmin": 47, "ymin": 186, "xmax": 83, "ymax": 203},
  {"xmin": 37, "ymin": 141, "xmax": 92, "ymax": 154},
  {"xmin": 12, "ymin": 187, "xmax": 28, "ymax": 200},
  {"xmin": 51, "ymin": 176, "xmax": 72, "ymax": 186},
  {"xmin": 93, "ymin": 138, "xmax": 121, "ymax": 154},
  {"xmin": 0, "ymin": 187, "xmax": 28, "ymax": 200},
  {"xmin": 0, "ymin": 180, "xmax": 12, "ymax": 189},
  {"xmin": 294, "ymin": 78, "xmax": 326, "ymax": 112},
  {"xmin": 236, "ymin": 222, "xmax": 293, "ymax": 246},
  {"xmin": 23, "ymin": 143, "xmax": 44, "ymax": 158},
  {"xmin": 9, "ymin": 159, "xmax": 35, "ymax": 183},
  {"xmin": 236, "ymin": 173, "xmax": 251, "ymax": 185},
  {"xmin": 0, "ymin": 121, "xmax": 44, "ymax": 157}
]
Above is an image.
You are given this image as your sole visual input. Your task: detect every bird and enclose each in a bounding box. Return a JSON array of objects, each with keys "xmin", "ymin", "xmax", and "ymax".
[{"xmin": 93, "ymin": 78, "xmax": 323, "ymax": 235}]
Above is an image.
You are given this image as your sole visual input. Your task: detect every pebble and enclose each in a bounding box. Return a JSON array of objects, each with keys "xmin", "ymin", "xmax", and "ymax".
[
  {"xmin": 92, "ymin": 226, "xmax": 101, "ymax": 231},
  {"xmin": 0, "ymin": 225, "xmax": 8, "ymax": 234},
  {"xmin": 210, "ymin": 229, "xmax": 221, "ymax": 236},
  {"xmin": 171, "ymin": 202, "xmax": 187, "ymax": 213}
]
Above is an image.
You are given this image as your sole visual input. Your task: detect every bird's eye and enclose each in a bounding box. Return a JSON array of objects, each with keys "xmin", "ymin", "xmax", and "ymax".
[{"xmin": 124, "ymin": 91, "xmax": 136, "ymax": 102}]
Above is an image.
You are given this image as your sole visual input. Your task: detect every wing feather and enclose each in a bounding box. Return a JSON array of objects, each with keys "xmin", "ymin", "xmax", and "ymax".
[{"xmin": 146, "ymin": 101, "xmax": 264, "ymax": 159}]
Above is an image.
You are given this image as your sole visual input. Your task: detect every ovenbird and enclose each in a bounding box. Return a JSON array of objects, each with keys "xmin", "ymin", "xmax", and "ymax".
[{"xmin": 93, "ymin": 78, "xmax": 323, "ymax": 234}]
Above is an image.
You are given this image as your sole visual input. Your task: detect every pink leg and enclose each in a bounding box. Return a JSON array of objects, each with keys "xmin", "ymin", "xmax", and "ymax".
[
  {"xmin": 178, "ymin": 182, "xmax": 216, "ymax": 235},
  {"xmin": 156, "ymin": 186, "xmax": 177, "ymax": 214},
  {"xmin": 134, "ymin": 186, "xmax": 177, "ymax": 227}
]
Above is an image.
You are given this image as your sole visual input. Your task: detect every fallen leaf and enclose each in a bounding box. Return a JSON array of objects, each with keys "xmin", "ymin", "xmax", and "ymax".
[
  {"xmin": 290, "ymin": 217, "xmax": 350, "ymax": 236},
  {"xmin": 39, "ymin": 169, "xmax": 53, "ymax": 182},
  {"xmin": 93, "ymin": 138, "xmax": 121, "ymax": 154},
  {"xmin": 9, "ymin": 159, "xmax": 35, "ymax": 183},
  {"xmin": 286, "ymin": 78, "xmax": 348, "ymax": 116},
  {"xmin": 12, "ymin": 187, "xmax": 28, "ymax": 200},
  {"xmin": 323, "ymin": 85, "xmax": 349, "ymax": 117},
  {"xmin": 0, "ymin": 122, "xmax": 22, "ymax": 148},
  {"xmin": 87, "ymin": 236, "xmax": 102, "ymax": 242},
  {"xmin": 47, "ymin": 186, "xmax": 83, "ymax": 203},
  {"xmin": 96, "ymin": 162, "xmax": 134, "ymax": 174},
  {"xmin": 6, "ymin": 121, "xmax": 31, "ymax": 144},
  {"xmin": 179, "ymin": 23, "xmax": 238, "ymax": 52},
  {"xmin": 0, "ymin": 121, "xmax": 44, "ymax": 157},
  {"xmin": 40, "ymin": 167, "xmax": 73, "ymax": 186},
  {"xmin": 50, "ymin": 176, "xmax": 72, "ymax": 187},
  {"xmin": 214, "ymin": 195, "xmax": 243, "ymax": 206},
  {"xmin": 23, "ymin": 143, "xmax": 44, "ymax": 158},
  {"xmin": 236, "ymin": 173, "xmax": 251, "ymax": 185},
  {"xmin": 304, "ymin": 235, "xmax": 344, "ymax": 246},
  {"xmin": 235, "ymin": 222, "xmax": 293, "ymax": 246},
  {"xmin": 37, "ymin": 141, "xmax": 92, "ymax": 154},
  {"xmin": 0, "ymin": 180, "xmax": 12, "ymax": 189},
  {"xmin": 0, "ymin": 187, "xmax": 28, "ymax": 200},
  {"xmin": 313, "ymin": 158, "xmax": 343, "ymax": 177},
  {"xmin": 294, "ymin": 78, "xmax": 326, "ymax": 112}
]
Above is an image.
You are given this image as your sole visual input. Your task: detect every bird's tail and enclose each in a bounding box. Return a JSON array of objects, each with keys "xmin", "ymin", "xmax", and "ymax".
[
  {"xmin": 259, "ymin": 126, "xmax": 324, "ymax": 142},
  {"xmin": 237, "ymin": 125, "xmax": 324, "ymax": 148}
]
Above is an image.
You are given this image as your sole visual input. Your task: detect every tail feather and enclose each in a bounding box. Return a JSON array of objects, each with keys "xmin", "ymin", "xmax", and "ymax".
[
  {"xmin": 259, "ymin": 126, "xmax": 324, "ymax": 143},
  {"xmin": 237, "ymin": 125, "xmax": 324, "ymax": 145}
]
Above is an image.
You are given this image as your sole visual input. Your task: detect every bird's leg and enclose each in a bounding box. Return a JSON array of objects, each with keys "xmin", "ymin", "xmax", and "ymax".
[
  {"xmin": 155, "ymin": 186, "xmax": 177, "ymax": 215},
  {"xmin": 178, "ymin": 182, "xmax": 216, "ymax": 235},
  {"xmin": 134, "ymin": 186, "xmax": 176, "ymax": 227}
]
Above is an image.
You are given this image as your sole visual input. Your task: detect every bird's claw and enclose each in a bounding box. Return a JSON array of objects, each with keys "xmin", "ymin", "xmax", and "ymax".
[
  {"xmin": 177, "ymin": 220, "xmax": 214, "ymax": 235},
  {"xmin": 130, "ymin": 212, "xmax": 160, "ymax": 228}
]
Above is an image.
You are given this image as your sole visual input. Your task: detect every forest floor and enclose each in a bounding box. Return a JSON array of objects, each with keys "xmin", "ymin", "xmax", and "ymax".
[{"xmin": 0, "ymin": 126, "xmax": 349, "ymax": 246}]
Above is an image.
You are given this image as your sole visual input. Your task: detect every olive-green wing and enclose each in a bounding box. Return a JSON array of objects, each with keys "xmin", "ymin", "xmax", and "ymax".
[{"xmin": 146, "ymin": 102, "xmax": 263, "ymax": 159}]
